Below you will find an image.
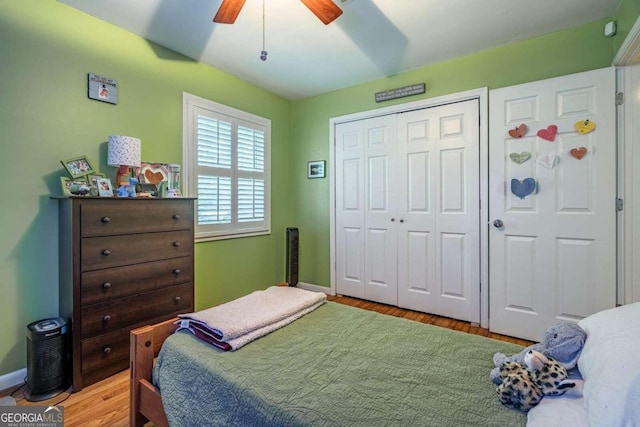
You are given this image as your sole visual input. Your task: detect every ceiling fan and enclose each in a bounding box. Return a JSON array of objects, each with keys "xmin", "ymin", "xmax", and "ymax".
[{"xmin": 213, "ymin": 0, "xmax": 343, "ymax": 25}]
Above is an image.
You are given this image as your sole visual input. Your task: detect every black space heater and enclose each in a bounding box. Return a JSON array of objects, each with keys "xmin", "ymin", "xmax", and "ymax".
[
  {"xmin": 24, "ymin": 317, "xmax": 68, "ymax": 401},
  {"xmin": 286, "ymin": 227, "xmax": 299, "ymax": 287}
]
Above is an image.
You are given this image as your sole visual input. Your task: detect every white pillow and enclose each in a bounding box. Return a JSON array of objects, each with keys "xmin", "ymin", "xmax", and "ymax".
[{"xmin": 577, "ymin": 302, "xmax": 640, "ymax": 427}]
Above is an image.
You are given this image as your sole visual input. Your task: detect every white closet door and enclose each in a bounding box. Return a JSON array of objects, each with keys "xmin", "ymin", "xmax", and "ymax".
[
  {"xmin": 396, "ymin": 101, "xmax": 480, "ymax": 322},
  {"xmin": 489, "ymin": 68, "xmax": 616, "ymax": 341},
  {"xmin": 335, "ymin": 115, "xmax": 398, "ymax": 305}
]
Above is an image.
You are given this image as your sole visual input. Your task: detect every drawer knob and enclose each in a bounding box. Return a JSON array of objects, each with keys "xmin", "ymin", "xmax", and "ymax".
[
  {"xmin": 103, "ymin": 315, "xmax": 111, "ymax": 322},
  {"xmin": 103, "ymin": 347, "xmax": 111, "ymax": 354},
  {"xmin": 174, "ymin": 296, "xmax": 181, "ymax": 303},
  {"xmin": 172, "ymin": 214, "xmax": 181, "ymax": 220},
  {"xmin": 173, "ymin": 241, "xmax": 181, "ymax": 247},
  {"xmin": 102, "ymin": 249, "xmax": 111, "ymax": 256},
  {"xmin": 173, "ymin": 269, "xmax": 181, "ymax": 275},
  {"xmin": 102, "ymin": 282, "xmax": 112, "ymax": 289},
  {"xmin": 101, "ymin": 217, "xmax": 111, "ymax": 223}
]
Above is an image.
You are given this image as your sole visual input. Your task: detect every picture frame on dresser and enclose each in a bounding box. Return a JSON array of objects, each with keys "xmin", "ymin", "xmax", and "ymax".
[
  {"xmin": 96, "ymin": 178, "xmax": 114, "ymax": 197},
  {"xmin": 61, "ymin": 155, "xmax": 95, "ymax": 179}
]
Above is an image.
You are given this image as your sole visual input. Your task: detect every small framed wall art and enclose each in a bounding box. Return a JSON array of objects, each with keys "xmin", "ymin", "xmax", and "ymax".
[
  {"xmin": 88, "ymin": 73, "xmax": 118, "ymax": 104},
  {"xmin": 307, "ymin": 160, "xmax": 326, "ymax": 179}
]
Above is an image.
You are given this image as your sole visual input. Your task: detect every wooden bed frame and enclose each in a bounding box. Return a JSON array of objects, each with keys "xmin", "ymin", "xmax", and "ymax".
[{"xmin": 129, "ymin": 317, "xmax": 178, "ymax": 427}]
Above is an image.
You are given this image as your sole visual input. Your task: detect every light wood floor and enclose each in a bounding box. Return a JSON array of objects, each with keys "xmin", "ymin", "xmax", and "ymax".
[{"xmin": 1, "ymin": 295, "xmax": 533, "ymax": 426}]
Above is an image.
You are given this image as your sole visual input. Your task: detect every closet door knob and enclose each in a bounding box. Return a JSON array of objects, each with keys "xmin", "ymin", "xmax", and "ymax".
[
  {"xmin": 399, "ymin": 219, "xmax": 404, "ymax": 223},
  {"xmin": 391, "ymin": 218, "xmax": 395, "ymax": 222},
  {"xmin": 174, "ymin": 296, "xmax": 181, "ymax": 303},
  {"xmin": 102, "ymin": 249, "xmax": 111, "ymax": 256},
  {"xmin": 103, "ymin": 315, "xmax": 111, "ymax": 322},
  {"xmin": 172, "ymin": 214, "xmax": 181, "ymax": 220},
  {"xmin": 173, "ymin": 241, "xmax": 181, "ymax": 247},
  {"xmin": 173, "ymin": 269, "xmax": 181, "ymax": 275},
  {"xmin": 102, "ymin": 282, "xmax": 111, "ymax": 289},
  {"xmin": 101, "ymin": 217, "xmax": 111, "ymax": 223},
  {"xmin": 103, "ymin": 347, "xmax": 111, "ymax": 354}
]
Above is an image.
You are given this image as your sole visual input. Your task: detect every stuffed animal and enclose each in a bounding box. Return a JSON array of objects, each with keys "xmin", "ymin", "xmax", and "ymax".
[
  {"xmin": 490, "ymin": 321, "xmax": 586, "ymax": 384},
  {"xmin": 496, "ymin": 350, "xmax": 583, "ymax": 412},
  {"xmin": 495, "ymin": 361, "xmax": 543, "ymax": 412},
  {"xmin": 524, "ymin": 350, "xmax": 584, "ymax": 398}
]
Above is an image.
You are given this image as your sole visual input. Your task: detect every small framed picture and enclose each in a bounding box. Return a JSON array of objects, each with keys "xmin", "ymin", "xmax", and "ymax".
[
  {"xmin": 87, "ymin": 173, "xmax": 106, "ymax": 189},
  {"xmin": 307, "ymin": 160, "xmax": 326, "ymax": 179},
  {"xmin": 96, "ymin": 178, "xmax": 114, "ymax": 197},
  {"xmin": 61, "ymin": 155, "xmax": 95, "ymax": 179},
  {"xmin": 60, "ymin": 177, "xmax": 89, "ymax": 196}
]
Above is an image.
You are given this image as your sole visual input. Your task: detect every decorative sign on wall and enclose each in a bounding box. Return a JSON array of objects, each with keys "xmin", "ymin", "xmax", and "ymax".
[
  {"xmin": 375, "ymin": 83, "xmax": 425, "ymax": 102},
  {"xmin": 88, "ymin": 73, "xmax": 118, "ymax": 105}
]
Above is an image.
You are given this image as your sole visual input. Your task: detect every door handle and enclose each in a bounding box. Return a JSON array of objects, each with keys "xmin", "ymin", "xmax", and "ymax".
[{"xmin": 493, "ymin": 219, "xmax": 504, "ymax": 228}]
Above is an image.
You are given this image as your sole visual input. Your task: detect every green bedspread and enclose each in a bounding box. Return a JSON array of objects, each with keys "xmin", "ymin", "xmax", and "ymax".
[{"xmin": 153, "ymin": 301, "xmax": 526, "ymax": 426}]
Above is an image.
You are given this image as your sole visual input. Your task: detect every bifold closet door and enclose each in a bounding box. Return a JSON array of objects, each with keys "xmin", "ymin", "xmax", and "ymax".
[
  {"xmin": 396, "ymin": 101, "xmax": 480, "ymax": 323},
  {"xmin": 335, "ymin": 115, "xmax": 398, "ymax": 305},
  {"xmin": 335, "ymin": 100, "xmax": 481, "ymax": 323}
]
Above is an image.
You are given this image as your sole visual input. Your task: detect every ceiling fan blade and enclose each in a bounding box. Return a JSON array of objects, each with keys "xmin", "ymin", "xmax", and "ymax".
[
  {"xmin": 213, "ymin": 0, "xmax": 246, "ymax": 24},
  {"xmin": 300, "ymin": 0, "xmax": 343, "ymax": 25}
]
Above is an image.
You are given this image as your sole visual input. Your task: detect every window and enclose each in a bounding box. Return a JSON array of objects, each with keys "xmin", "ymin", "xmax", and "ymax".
[{"xmin": 183, "ymin": 93, "xmax": 270, "ymax": 241}]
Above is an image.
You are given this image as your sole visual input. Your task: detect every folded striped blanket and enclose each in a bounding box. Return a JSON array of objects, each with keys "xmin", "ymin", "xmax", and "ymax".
[{"xmin": 176, "ymin": 286, "xmax": 327, "ymax": 351}]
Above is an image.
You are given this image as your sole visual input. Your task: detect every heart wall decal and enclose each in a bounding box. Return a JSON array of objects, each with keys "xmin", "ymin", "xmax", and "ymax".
[
  {"xmin": 537, "ymin": 125, "xmax": 558, "ymax": 142},
  {"xmin": 508, "ymin": 124, "xmax": 528, "ymax": 139},
  {"xmin": 570, "ymin": 147, "xmax": 587, "ymax": 160},
  {"xmin": 575, "ymin": 119, "xmax": 596, "ymax": 135},
  {"xmin": 511, "ymin": 178, "xmax": 537, "ymax": 199},
  {"xmin": 537, "ymin": 153, "xmax": 560, "ymax": 169},
  {"xmin": 509, "ymin": 152, "xmax": 531, "ymax": 164}
]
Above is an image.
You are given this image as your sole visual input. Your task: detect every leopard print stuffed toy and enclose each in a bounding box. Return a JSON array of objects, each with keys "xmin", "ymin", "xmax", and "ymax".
[{"xmin": 496, "ymin": 350, "xmax": 584, "ymax": 412}]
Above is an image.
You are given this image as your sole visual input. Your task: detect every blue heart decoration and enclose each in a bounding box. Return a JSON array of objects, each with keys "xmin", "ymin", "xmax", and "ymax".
[{"xmin": 511, "ymin": 178, "xmax": 536, "ymax": 199}]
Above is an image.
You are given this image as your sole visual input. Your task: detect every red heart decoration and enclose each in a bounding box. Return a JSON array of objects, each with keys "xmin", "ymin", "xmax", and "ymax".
[
  {"xmin": 508, "ymin": 124, "xmax": 528, "ymax": 139},
  {"xmin": 537, "ymin": 125, "xmax": 558, "ymax": 142},
  {"xmin": 145, "ymin": 170, "xmax": 165, "ymax": 184},
  {"xmin": 570, "ymin": 147, "xmax": 587, "ymax": 160}
]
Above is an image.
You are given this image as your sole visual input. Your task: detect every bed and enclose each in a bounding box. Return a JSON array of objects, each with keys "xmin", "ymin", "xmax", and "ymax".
[{"xmin": 129, "ymin": 288, "xmax": 639, "ymax": 426}]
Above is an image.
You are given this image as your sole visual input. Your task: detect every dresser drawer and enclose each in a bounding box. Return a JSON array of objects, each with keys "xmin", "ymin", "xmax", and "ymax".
[
  {"xmin": 81, "ymin": 327, "xmax": 130, "ymax": 373},
  {"xmin": 81, "ymin": 200, "xmax": 193, "ymax": 237},
  {"xmin": 81, "ymin": 257, "xmax": 193, "ymax": 305},
  {"xmin": 81, "ymin": 282, "xmax": 193, "ymax": 339},
  {"xmin": 81, "ymin": 230, "xmax": 192, "ymax": 271}
]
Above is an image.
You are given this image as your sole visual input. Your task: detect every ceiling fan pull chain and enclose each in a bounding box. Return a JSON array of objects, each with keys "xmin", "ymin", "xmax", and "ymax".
[{"xmin": 260, "ymin": 0, "xmax": 268, "ymax": 61}]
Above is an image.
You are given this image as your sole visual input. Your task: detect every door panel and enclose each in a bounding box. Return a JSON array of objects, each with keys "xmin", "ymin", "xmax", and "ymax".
[
  {"xmin": 397, "ymin": 100, "xmax": 480, "ymax": 322},
  {"xmin": 489, "ymin": 68, "xmax": 616, "ymax": 341}
]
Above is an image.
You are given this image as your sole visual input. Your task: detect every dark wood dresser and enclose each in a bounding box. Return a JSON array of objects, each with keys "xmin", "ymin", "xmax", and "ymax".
[{"xmin": 57, "ymin": 197, "xmax": 195, "ymax": 391}]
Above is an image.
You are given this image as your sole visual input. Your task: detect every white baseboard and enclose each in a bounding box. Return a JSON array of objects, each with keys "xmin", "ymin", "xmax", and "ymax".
[
  {"xmin": 0, "ymin": 368, "xmax": 25, "ymax": 392},
  {"xmin": 298, "ymin": 282, "xmax": 332, "ymax": 295}
]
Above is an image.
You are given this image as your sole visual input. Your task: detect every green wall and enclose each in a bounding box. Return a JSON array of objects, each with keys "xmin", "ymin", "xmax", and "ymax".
[
  {"xmin": 0, "ymin": 1, "xmax": 292, "ymax": 375},
  {"xmin": 289, "ymin": 18, "xmax": 620, "ymax": 290},
  {"xmin": 1, "ymin": 0, "xmax": 636, "ymax": 378}
]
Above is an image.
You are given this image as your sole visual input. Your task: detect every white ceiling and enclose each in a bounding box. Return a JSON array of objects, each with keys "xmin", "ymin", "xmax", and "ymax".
[{"xmin": 58, "ymin": 0, "xmax": 619, "ymax": 100}]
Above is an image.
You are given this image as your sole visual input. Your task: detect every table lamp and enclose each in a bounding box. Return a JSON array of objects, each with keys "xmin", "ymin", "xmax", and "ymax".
[{"xmin": 108, "ymin": 135, "xmax": 141, "ymax": 186}]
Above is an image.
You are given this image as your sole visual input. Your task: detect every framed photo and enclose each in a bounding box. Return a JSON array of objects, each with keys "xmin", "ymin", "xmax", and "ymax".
[
  {"xmin": 87, "ymin": 173, "xmax": 106, "ymax": 189},
  {"xmin": 307, "ymin": 160, "xmax": 326, "ymax": 179},
  {"xmin": 96, "ymin": 178, "xmax": 114, "ymax": 197},
  {"xmin": 61, "ymin": 155, "xmax": 95, "ymax": 179},
  {"xmin": 135, "ymin": 162, "xmax": 169, "ymax": 186},
  {"xmin": 60, "ymin": 177, "xmax": 88, "ymax": 196}
]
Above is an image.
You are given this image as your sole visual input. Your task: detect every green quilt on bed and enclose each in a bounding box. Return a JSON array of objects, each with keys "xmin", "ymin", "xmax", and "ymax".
[{"xmin": 154, "ymin": 301, "xmax": 526, "ymax": 426}]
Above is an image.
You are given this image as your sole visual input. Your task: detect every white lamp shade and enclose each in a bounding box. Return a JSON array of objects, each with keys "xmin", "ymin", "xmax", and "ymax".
[{"xmin": 107, "ymin": 135, "xmax": 141, "ymax": 167}]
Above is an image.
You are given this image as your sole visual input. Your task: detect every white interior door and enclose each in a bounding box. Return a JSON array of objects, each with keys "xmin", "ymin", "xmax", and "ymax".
[
  {"xmin": 396, "ymin": 101, "xmax": 480, "ymax": 322},
  {"xmin": 489, "ymin": 68, "xmax": 617, "ymax": 341},
  {"xmin": 335, "ymin": 115, "xmax": 398, "ymax": 305}
]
